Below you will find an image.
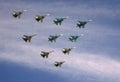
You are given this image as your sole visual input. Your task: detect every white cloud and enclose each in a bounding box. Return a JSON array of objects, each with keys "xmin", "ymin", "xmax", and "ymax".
[{"xmin": 0, "ymin": 42, "xmax": 120, "ymax": 78}]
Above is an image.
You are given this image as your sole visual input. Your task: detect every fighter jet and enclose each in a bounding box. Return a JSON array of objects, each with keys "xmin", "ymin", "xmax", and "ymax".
[
  {"xmin": 35, "ymin": 14, "xmax": 50, "ymax": 22},
  {"xmin": 53, "ymin": 16, "xmax": 69, "ymax": 25},
  {"xmin": 12, "ymin": 10, "xmax": 27, "ymax": 19},
  {"xmin": 54, "ymin": 61, "xmax": 65, "ymax": 67},
  {"xmin": 62, "ymin": 47, "xmax": 76, "ymax": 55},
  {"xmin": 40, "ymin": 50, "xmax": 54, "ymax": 58},
  {"xmin": 69, "ymin": 34, "xmax": 84, "ymax": 42},
  {"xmin": 76, "ymin": 20, "xmax": 92, "ymax": 28},
  {"xmin": 22, "ymin": 34, "xmax": 37, "ymax": 42},
  {"xmin": 48, "ymin": 34, "xmax": 63, "ymax": 42}
]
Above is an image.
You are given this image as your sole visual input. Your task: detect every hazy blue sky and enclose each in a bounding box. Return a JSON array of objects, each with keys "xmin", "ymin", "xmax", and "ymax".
[{"xmin": 0, "ymin": 0, "xmax": 120, "ymax": 82}]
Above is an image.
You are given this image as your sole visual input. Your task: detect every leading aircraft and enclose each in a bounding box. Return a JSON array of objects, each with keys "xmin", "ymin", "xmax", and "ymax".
[
  {"xmin": 22, "ymin": 34, "xmax": 37, "ymax": 42},
  {"xmin": 12, "ymin": 10, "xmax": 27, "ymax": 19},
  {"xmin": 35, "ymin": 14, "xmax": 50, "ymax": 22},
  {"xmin": 69, "ymin": 34, "xmax": 84, "ymax": 42},
  {"xmin": 48, "ymin": 34, "xmax": 63, "ymax": 42},
  {"xmin": 62, "ymin": 47, "xmax": 76, "ymax": 55},
  {"xmin": 54, "ymin": 61, "xmax": 65, "ymax": 67},
  {"xmin": 53, "ymin": 16, "xmax": 69, "ymax": 25},
  {"xmin": 40, "ymin": 50, "xmax": 54, "ymax": 58},
  {"xmin": 76, "ymin": 19, "xmax": 92, "ymax": 28}
]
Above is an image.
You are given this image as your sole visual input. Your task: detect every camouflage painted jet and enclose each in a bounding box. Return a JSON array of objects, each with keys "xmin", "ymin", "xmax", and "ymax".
[
  {"xmin": 35, "ymin": 14, "xmax": 50, "ymax": 22},
  {"xmin": 48, "ymin": 34, "xmax": 63, "ymax": 42},
  {"xmin": 53, "ymin": 16, "xmax": 69, "ymax": 25},
  {"xmin": 69, "ymin": 34, "xmax": 84, "ymax": 42},
  {"xmin": 22, "ymin": 34, "xmax": 37, "ymax": 42},
  {"xmin": 76, "ymin": 20, "xmax": 92, "ymax": 28},
  {"xmin": 12, "ymin": 10, "xmax": 27, "ymax": 19},
  {"xmin": 54, "ymin": 61, "xmax": 65, "ymax": 67},
  {"xmin": 40, "ymin": 50, "xmax": 54, "ymax": 58},
  {"xmin": 62, "ymin": 47, "xmax": 76, "ymax": 55}
]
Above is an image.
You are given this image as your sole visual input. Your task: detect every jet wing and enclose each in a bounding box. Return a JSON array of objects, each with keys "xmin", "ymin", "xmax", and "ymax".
[
  {"xmin": 22, "ymin": 38, "xmax": 28, "ymax": 42},
  {"xmin": 40, "ymin": 54, "xmax": 46, "ymax": 58}
]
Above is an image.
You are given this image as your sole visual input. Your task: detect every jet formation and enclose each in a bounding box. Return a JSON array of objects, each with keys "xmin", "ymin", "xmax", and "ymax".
[{"xmin": 12, "ymin": 10, "xmax": 92, "ymax": 68}]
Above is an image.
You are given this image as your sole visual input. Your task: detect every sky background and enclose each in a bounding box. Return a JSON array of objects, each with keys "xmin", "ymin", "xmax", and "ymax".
[{"xmin": 0, "ymin": 0, "xmax": 120, "ymax": 82}]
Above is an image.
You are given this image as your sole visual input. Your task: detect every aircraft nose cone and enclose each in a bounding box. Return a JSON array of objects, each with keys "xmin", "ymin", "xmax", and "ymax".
[
  {"xmin": 88, "ymin": 19, "xmax": 92, "ymax": 22},
  {"xmin": 46, "ymin": 13, "xmax": 50, "ymax": 16},
  {"xmin": 60, "ymin": 34, "xmax": 63, "ymax": 36},
  {"xmin": 65, "ymin": 16, "xmax": 69, "ymax": 19},
  {"xmin": 80, "ymin": 34, "xmax": 84, "ymax": 36},
  {"xmin": 73, "ymin": 47, "xmax": 76, "ymax": 49}
]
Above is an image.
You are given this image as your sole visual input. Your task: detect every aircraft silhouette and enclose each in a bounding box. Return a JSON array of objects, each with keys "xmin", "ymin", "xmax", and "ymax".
[
  {"xmin": 22, "ymin": 34, "xmax": 37, "ymax": 42},
  {"xmin": 53, "ymin": 16, "xmax": 69, "ymax": 25},
  {"xmin": 12, "ymin": 10, "xmax": 27, "ymax": 19},
  {"xmin": 62, "ymin": 47, "xmax": 76, "ymax": 55},
  {"xmin": 76, "ymin": 20, "xmax": 92, "ymax": 28},
  {"xmin": 40, "ymin": 50, "xmax": 54, "ymax": 58},
  {"xmin": 69, "ymin": 34, "xmax": 84, "ymax": 42},
  {"xmin": 35, "ymin": 14, "xmax": 50, "ymax": 22},
  {"xmin": 54, "ymin": 61, "xmax": 65, "ymax": 67},
  {"xmin": 48, "ymin": 34, "xmax": 63, "ymax": 42}
]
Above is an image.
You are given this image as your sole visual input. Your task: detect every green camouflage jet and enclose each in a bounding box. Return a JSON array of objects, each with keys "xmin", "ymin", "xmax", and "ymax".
[
  {"xmin": 77, "ymin": 20, "xmax": 92, "ymax": 28},
  {"xmin": 53, "ymin": 16, "xmax": 69, "ymax": 25},
  {"xmin": 48, "ymin": 34, "xmax": 63, "ymax": 42},
  {"xmin": 69, "ymin": 34, "xmax": 84, "ymax": 42}
]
